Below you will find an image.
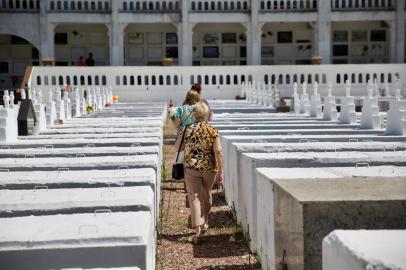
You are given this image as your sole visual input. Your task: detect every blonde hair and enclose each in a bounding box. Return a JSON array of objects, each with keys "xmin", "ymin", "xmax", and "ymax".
[
  {"xmin": 193, "ymin": 101, "xmax": 209, "ymax": 122},
  {"xmin": 183, "ymin": 90, "xmax": 200, "ymax": 105}
]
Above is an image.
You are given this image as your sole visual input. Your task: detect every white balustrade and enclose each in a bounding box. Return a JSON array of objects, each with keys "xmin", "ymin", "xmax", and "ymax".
[
  {"xmin": 0, "ymin": 0, "xmax": 40, "ymax": 11},
  {"xmin": 331, "ymin": 0, "xmax": 395, "ymax": 10},
  {"xmin": 260, "ymin": 0, "xmax": 317, "ymax": 11},
  {"xmin": 47, "ymin": 0, "xmax": 111, "ymax": 12},
  {"xmin": 29, "ymin": 65, "xmax": 406, "ymax": 103},
  {"xmin": 190, "ymin": 0, "xmax": 250, "ymax": 12},
  {"xmin": 121, "ymin": 0, "xmax": 180, "ymax": 12}
]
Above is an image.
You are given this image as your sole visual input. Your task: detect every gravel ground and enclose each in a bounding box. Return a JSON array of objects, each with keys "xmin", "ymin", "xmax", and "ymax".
[{"xmin": 157, "ymin": 119, "xmax": 260, "ymax": 270}]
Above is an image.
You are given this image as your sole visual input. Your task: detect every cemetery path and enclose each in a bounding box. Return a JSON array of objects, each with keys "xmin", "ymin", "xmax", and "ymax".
[{"xmin": 157, "ymin": 119, "xmax": 260, "ymax": 270}]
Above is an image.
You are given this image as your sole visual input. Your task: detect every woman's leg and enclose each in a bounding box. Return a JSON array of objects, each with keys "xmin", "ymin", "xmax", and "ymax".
[
  {"xmin": 184, "ymin": 169, "xmax": 204, "ymax": 234},
  {"xmin": 201, "ymin": 171, "xmax": 217, "ymax": 225}
]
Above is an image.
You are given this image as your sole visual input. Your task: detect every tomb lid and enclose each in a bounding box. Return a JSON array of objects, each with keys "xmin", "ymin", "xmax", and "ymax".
[{"xmin": 260, "ymin": 176, "xmax": 406, "ymax": 202}]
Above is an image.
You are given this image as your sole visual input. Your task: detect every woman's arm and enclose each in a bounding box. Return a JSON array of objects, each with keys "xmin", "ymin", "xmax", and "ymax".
[
  {"xmin": 174, "ymin": 117, "xmax": 181, "ymax": 129},
  {"xmin": 213, "ymin": 136, "xmax": 224, "ymax": 183},
  {"xmin": 174, "ymin": 130, "xmax": 182, "ymax": 152}
]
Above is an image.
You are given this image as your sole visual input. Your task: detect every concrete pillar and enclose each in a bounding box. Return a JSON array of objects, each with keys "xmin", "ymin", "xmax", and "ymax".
[
  {"xmin": 108, "ymin": 23, "xmax": 126, "ymax": 66},
  {"xmin": 245, "ymin": 23, "xmax": 263, "ymax": 65},
  {"xmin": 39, "ymin": 0, "xmax": 55, "ymax": 62},
  {"xmin": 394, "ymin": 0, "xmax": 405, "ymax": 63},
  {"xmin": 246, "ymin": 0, "xmax": 263, "ymax": 65},
  {"xmin": 108, "ymin": 0, "xmax": 126, "ymax": 66},
  {"xmin": 315, "ymin": 0, "xmax": 331, "ymax": 64},
  {"xmin": 178, "ymin": 0, "xmax": 193, "ymax": 66},
  {"xmin": 390, "ymin": 20, "xmax": 397, "ymax": 63}
]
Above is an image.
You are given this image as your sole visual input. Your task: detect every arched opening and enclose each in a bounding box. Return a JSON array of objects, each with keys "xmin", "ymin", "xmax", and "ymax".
[{"xmin": 0, "ymin": 34, "xmax": 40, "ymax": 89}]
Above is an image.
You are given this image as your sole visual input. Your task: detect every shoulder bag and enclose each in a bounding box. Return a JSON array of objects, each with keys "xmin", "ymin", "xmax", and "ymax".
[{"xmin": 172, "ymin": 125, "xmax": 188, "ymax": 180}]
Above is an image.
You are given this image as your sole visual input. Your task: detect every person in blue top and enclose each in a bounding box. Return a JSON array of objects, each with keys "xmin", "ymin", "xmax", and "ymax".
[
  {"xmin": 174, "ymin": 90, "xmax": 200, "ymax": 129},
  {"xmin": 191, "ymin": 83, "xmax": 213, "ymax": 121}
]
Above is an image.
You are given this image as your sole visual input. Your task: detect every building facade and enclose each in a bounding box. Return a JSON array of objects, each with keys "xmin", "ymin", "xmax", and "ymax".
[{"xmin": 0, "ymin": 0, "xmax": 405, "ymax": 88}]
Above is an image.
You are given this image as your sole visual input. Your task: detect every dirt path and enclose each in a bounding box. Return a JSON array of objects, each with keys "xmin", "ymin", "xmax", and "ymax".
[{"xmin": 157, "ymin": 119, "xmax": 260, "ymax": 270}]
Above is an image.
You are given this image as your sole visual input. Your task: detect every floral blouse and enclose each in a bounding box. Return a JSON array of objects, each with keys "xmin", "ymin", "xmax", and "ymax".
[{"xmin": 180, "ymin": 122, "xmax": 218, "ymax": 172}]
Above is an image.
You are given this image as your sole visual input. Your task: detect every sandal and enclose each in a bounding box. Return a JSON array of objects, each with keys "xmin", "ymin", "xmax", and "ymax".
[
  {"xmin": 201, "ymin": 224, "xmax": 209, "ymax": 235},
  {"xmin": 192, "ymin": 235, "xmax": 202, "ymax": 245}
]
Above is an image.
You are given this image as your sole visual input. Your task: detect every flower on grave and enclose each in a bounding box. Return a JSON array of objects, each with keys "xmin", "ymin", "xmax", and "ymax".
[{"xmin": 86, "ymin": 104, "xmax": 94, "ymax": 113}]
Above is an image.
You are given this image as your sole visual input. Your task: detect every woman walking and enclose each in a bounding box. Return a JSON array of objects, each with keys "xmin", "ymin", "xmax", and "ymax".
[
  {"xmin": 174, "ymin": 101, "xmax": 224, "ymax": 244},
  {"xmin": 173, "ymin": 90, "xmax": 200, "ymax": 129}
]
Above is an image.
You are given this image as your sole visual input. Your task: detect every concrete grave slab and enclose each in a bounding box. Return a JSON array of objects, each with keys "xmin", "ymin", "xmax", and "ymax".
[
  {"xmin": 50, "ymin": 121, "xmax": 163, "ymax": 129},
  {"xmin": 235, "ymin": 152, "xmax": 406, "ymax": 254},
  {"xmin": 219, "ymin": 128, "xmax": 382, "ymax": 136},
  {"xmin": 0, "ymin": 168, "xmax": 157, "ymax": 190},
  {"xmin": 18, "ymin": 132, "xmax": 161, "ymax": 140},
  {"xmin": 0, "ymin": 154, "xmax": 159, "ymax": 171},
  {"xmin": 0, "ymin": 146, "xmax": 159, "ymax": 159},
  {"xmin": 255, "ymin": 171, "xmax": 406, "ymax": 270},
  {"xmin": 224, "ymin": 141, "xmax": 406, "ymax": 209},
  {"xmin": 221, "ymin": 135, "xmax": 406, "ymax": 182},
  {"xmin": 0, "ymin": 186, "xmax": 154, "ymax": 218},
  {"xmin": 0, "ymin": 212, "xmax": 155, "ymax": 270},
  {"xmin": 215, "ymin": 123, "xmax": 362, "ymax": 130},
  {"xmin": 322, "ymin": 230, "xmax": 406, "ymax": 270},
  {"xmin": 0, "ymin": 137, "xmax": 161, "ymax": 149},
  {"xmin": 42, "ymin": 127, "xmax": 161, "ymax": 135},
  {"xmin": 255, "ymin": 167, "xmax": 406, "ymax": 270}
]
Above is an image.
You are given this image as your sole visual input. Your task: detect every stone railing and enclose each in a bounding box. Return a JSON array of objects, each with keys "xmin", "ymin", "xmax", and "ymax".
[
  {"xmin": 47, "ymin": 0, "xmax": 111, "ymax": 12},
  {"xmin": 331, "ymin": 0, "xmax": 395, "ymax": 11},
  {"xmin": 259, "ymin": 0, "xmax": 317, "ymax": 12},
  {"xmin": 190, "ymin": 0, "xmax": 250, "ymax": 12},
  {"xmin": 0, "ymin": 0, "xmax": 40, "ymax": 11},
  {"xmin": 120, "ymin": 0, "xmax": 180, "ymax": 12},
  {"xmin": 28, "ymin": 64, "xmax": 406, "ymax": 103}
]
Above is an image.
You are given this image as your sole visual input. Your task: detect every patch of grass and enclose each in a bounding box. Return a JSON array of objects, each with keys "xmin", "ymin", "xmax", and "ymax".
[{"xmin": 174, "ymin": 216, "xmax": 189, "ymax": 228}]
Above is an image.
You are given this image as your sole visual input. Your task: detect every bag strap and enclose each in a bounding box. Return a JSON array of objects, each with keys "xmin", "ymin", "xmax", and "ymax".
[{"xmin": 175, "ymin": 125, "xmax": 188, "ymax": 162}]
